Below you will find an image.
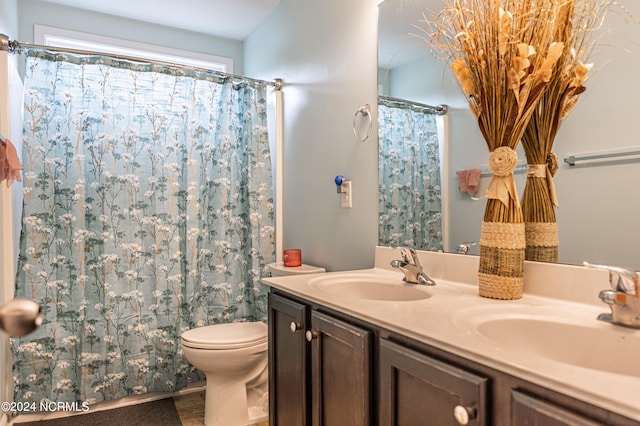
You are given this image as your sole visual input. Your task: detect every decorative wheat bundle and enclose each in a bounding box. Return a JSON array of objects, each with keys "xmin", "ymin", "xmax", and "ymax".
[
  {"xmin": 521, "ymin": 0, "xmax": 612, "ymax": 263},
  {"xmin": 417, "ymin": 0, "xmax": 564, "ymax": 299}
]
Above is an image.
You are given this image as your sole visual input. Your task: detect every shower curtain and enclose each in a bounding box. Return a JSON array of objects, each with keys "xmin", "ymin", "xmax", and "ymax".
[
  {"xmin": 378, "ymin": 99, "xmax": 443, "ymax": 251},
  {"xmin": 12, "ymin": 50, "xmax": 275, "ymax": 406}
]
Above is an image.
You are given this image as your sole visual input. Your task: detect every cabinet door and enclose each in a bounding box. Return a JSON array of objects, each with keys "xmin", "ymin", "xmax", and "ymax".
[
  {"xmin": 379, "ymin": 338, "xmax": 488, "ymax": 426},
  {"xmin": 308, "ymin": 310, "xmax": 372, "ymax": 426},
  {"xmin": 268, "ymin": 292, "xmax": 310, "ymax": 426},
  {"xmin": 511, "ymin": 390, "xmax": 603, "ymax": 426}
]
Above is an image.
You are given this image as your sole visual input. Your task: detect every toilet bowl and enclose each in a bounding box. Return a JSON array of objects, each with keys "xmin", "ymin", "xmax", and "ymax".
[{"xmin": 181, "ymin": 322, "xmax": 268, "ymax": 426}]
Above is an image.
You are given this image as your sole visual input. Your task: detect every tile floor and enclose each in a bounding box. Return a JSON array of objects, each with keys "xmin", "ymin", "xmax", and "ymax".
[{"xmin": 173, "ymin": 392, "xmax": 268, "ymax": 426}]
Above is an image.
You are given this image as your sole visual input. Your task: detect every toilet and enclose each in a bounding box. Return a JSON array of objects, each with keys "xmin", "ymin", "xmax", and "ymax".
[
  {"xmin": 181, "ymin": 262, "xmax": 325, "ymax": 426},
  {"xmin": 181, "ymin": 322, "xmax": 269, "ymax": 426}
]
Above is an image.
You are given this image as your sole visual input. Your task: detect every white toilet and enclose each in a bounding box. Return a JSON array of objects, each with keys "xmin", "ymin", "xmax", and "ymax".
[
  {"xmin": 181, "ymin": 321, "xmax": 269, "ymax": 426},
  {"xmin": 181, "ymin": 263, "xmax": 325, "ymax": 426}
]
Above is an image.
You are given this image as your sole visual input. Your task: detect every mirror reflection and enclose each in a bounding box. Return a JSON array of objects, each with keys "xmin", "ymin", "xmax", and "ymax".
[{"xmin": 378, "ymin": 0, "xmax": 640, "ymax": 269}]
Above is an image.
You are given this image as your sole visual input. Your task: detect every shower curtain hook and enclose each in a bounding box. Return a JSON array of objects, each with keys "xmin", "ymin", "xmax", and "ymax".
[{"xmin": 353, "ymin": 104, "xmax": 372, "ymax": 142}]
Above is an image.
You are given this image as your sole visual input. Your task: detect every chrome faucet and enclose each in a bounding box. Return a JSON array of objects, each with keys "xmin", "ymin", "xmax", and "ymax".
[
  {"xmin": 390, "ymin": 248, "xmax": 436, "ymax": 286},
  {"xmin": 584, "ymin": 262, "xmax": 640, "ymax": 328},
  {"xmin": 455, "ymin": 242, "xmax": 477, "ymax": 255}
]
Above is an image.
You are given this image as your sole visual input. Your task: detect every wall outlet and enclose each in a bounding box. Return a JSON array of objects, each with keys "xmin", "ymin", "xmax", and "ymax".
[{"xmin": 341, "ymin": 181, "xmax": 352, "ymax": 208}]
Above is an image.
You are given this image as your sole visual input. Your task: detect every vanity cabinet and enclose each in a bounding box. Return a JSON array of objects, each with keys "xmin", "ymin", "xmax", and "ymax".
[
  {"xmin": 268, "ymin": 289, "xmax": 638, "ymax": 426},
  {"xmin": 379, "ymin": 338, "xmax": 488, "ymax": 426},
  {"xmin": 268, "ymin": 291, "xmax": 372, "ymax": 426}
]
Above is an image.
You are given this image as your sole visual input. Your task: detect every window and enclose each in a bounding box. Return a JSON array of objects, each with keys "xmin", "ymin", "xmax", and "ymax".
[{"xmin": 34, "ymin": 24, "xmax": 233, "ymax": 73}]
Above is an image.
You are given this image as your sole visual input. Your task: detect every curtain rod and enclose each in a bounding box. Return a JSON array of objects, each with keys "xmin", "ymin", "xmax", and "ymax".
[
  {"xmin": 379, "ymin": 95, "xmax": 448, "ymax": 116},
  {"xmin": 0, "ymin": 34, "xmax": 282, "ymax": 90}
]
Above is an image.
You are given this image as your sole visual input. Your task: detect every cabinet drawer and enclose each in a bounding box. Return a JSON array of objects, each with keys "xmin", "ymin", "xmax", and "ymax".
[
  {"xmin": 379, "ymin": 339, "xmax": 488, "ymax": 426},
  {"xmin": 511, "ymin": 390, "xmax": 602, "ymax": 426}
]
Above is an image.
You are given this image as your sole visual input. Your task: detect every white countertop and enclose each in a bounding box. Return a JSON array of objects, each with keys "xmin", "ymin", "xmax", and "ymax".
[{"xmin": 262, "ymin": 247, "xmax": 640, "ymax": 422}]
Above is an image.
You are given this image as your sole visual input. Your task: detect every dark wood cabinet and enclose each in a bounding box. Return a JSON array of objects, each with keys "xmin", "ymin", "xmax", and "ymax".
[
  {"xmin": 309, "ymin": 310, "xmax": 372, "ymax": 426},
  {"xmin": 269, "ymin": 292, "xmax": 372, "ymax": 426},
  {"xmin": 268, "ymin": 289, "xmax": 638, "ymax": 426},
  {"xmin": 379, "ymin": 338, "xmax": 488, "ymax": 426},
  {"xmin": 268, "ymin": 292, "xmax": 309, "ymax": 426},
  {"xmin": 511, "ymin": 390, "xmax": 604, "ymax": 426}
]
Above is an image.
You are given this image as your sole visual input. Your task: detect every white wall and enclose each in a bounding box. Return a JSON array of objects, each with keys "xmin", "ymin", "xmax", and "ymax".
[
  {"xmin": 385, "ymin": 3, "xmax": 640, "ymax": 268},
  {"xmin": 244, "ymin": 0, "xmax": 379, "ymax": 271}
]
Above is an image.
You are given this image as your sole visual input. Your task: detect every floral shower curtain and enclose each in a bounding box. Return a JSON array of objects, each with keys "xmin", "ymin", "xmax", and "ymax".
[
  {"xmin": 12, "ymin": 51, "xmax": 275, "ymax": 406},
  {"xmin": 378, "ymin": 99, "xmax": 443, "ymax": 251}
]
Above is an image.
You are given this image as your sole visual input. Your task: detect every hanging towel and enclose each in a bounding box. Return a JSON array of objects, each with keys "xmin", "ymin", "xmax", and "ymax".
[
  {"xmin": 0, "ymin": 137, "xmax": 23, "ymax": 187},
  {"xmin": 457, "ymin": 168, "xmax": 480, "ymax": 196}
]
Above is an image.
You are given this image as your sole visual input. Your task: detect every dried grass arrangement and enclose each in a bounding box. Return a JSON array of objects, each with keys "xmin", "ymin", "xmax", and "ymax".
[
  {"xmin": 521, "ymin": 0, "xmax": 614, "ymax": 263},
  {"xmin": 415, "ymin": 0, "xmax": 567, "ymax": 299}
]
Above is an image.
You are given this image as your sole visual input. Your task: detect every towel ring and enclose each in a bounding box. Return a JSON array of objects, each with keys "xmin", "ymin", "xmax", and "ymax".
[{"xmin": 353, "ymin": 104, "xmax": 372, "ymax": 142}]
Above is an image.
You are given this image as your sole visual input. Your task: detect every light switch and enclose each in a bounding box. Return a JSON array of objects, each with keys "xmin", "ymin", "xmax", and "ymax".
[{"xmin": 341, "ymin": 181, "xmax": 352, "ymax": 208}]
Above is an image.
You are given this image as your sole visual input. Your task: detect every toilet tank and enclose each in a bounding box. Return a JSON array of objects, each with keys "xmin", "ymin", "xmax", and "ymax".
[{"xmin": 267, "ymin": 262, "xmax": 326, "ymax": 277}]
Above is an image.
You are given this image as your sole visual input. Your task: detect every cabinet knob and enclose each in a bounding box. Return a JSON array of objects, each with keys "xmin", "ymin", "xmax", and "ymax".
[
  {"xmin": 290, "ymin": 321, "xmax": 302, "ymax": 333},
  {"xmin": 453, "ymin": 405, "xmax": 476, "ymax": 425},
  {"xmin": 305, "ymin": 330, "xmax": 318, "ymax": 342}
]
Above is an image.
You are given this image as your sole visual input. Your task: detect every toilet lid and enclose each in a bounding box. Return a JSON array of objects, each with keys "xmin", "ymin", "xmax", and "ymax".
[{"xmin": 181, "ymin": 322, "xmax": 267, "ymax": 349}]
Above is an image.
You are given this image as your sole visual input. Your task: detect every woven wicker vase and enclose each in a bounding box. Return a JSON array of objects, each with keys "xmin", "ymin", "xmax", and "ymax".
[
  {"xmin": 478, "ymin": 198, "xmax": 526, "ymax": 300},
  {"xmin": 522, "ymin": 175, "xmax": 559, "ymax": 263}
]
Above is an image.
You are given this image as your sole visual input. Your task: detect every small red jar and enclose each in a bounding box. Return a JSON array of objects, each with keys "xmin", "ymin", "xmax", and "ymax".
[{"xmin": 283, "ymin": 249, "xmax": 302, "ymax": 267}]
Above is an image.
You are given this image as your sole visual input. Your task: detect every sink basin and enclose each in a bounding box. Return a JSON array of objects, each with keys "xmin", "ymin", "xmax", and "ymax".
[
  {"xmin": 308, "ymin": 272, "xmax": 433, "ymax": 301},
  {"xmin": 474, "ymin": 315, "xmax": 640, "ymax": 377}
]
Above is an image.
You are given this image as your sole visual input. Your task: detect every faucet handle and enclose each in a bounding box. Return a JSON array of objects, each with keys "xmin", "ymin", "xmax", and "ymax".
[
  {"xmin": 584, "ymin": 262, "xmax": 639, "ymax": 297},
  {"xmin": 400, "ymin": 248, "xmax": 419, "ymax": 265}
]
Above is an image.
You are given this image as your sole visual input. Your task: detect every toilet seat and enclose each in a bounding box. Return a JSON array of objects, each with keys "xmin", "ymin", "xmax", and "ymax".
[{"xmin": 181, "ymin": 322, "xmax": 267, "ymax": 350}]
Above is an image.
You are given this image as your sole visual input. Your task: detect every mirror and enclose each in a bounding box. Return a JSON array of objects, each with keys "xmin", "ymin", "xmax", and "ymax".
[{"xmin": 378, "ymin": 0, "xmax": 640, "ymax": 269}]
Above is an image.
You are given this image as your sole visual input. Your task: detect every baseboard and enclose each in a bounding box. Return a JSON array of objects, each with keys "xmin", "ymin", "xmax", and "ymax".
[
  {"xmin": 87, "ymin": 381, "xmax": 207, "ymax": 412},
  {"xmin": 10, "ymin": 382, "xmax": 206, "ymax": 424}
]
